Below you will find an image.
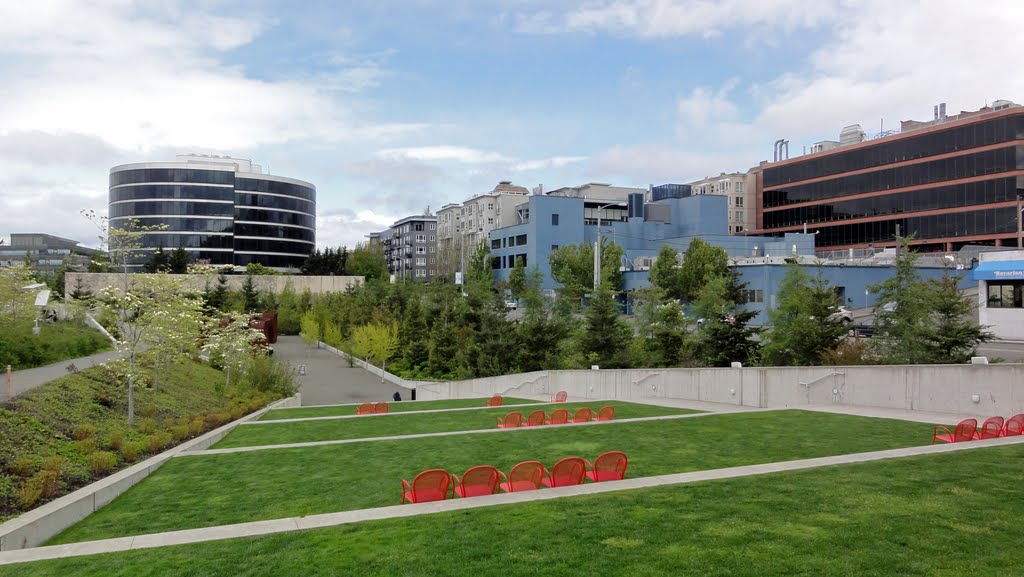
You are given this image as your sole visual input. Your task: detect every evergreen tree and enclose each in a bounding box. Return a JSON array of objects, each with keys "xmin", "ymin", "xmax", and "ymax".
[
  {"xmin": 516, "ymin": 267, "xmax": 574, "ymax": 371},
  {"xmin": 168, "ymin": 247, "xmax": 190, "ymax": 274},
  {"xmin": 677, "ymin": 238, "xmax": 729, "ymax": 302},
  {"xmin": 348, "ymin": 241, "xmax": 388, "ymax": 281},
  {"xmin": 688, "ymin": 275, "xmax": 760, "ymax": 367},
  {"xmin": 869, "ymin": 238, "xmax": 932, "ymax": 363},
  {"xmin": 241, "ymin": 274, "xmax": 260, "ymax": 312},
  {"xmin": 919, "ymin": 270, "xmax": 993, "ymax": 363},
  {"xmin": 648, "ymin": 244, "xmax": 684, "ymax": 301},
  {"xmin": 508, "ymin": 256, "xmax": 527, "ymax": 300},
  {"xmin": 427, "ymin": 311, "xmax": 458, "ymax": 377},
  {"xmin": 579, "ymin": 282, "xmax": 632, "ymax": 368},
  {"xmin": 143, "ymin": 246, "xmax": 170, "ymax": 273},
  {"xmin": 761, "ymin": 264, "xmax": 849, "ymax": 366}
]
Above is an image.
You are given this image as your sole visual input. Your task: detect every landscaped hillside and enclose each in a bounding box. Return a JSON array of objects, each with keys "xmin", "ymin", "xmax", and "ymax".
[{"xmin": 0, "ymin": 359, "xmax": 292, "ymax": 522}]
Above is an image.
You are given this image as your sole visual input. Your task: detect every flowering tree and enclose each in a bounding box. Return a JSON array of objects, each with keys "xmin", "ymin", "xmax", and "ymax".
[
  {"xmin": 144, "ymin": 281, "xmax": 206, "ymax": 391},
  {"xmin": 202, "ymin": 312, "xmax": 265, "ymax": 390}
]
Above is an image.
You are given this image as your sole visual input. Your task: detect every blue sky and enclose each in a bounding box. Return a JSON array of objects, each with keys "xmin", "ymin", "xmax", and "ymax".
[{"xmin": 1, "ymin": 0, "xmax": 1022, "ymax": 250}]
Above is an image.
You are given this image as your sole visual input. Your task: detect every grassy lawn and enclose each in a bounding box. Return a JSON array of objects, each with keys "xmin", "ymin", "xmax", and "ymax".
[
  {"xmin": 260, "ymin": 396, "xmax": 538, "ymax": 420},
  {"xmin": 49, "ymin": 410, "xmax": 937, "ymax": 544},
  {"xmin": 12, "ymin": 442, "xmax": 1024, "ymax": 576},
  {"xmin": 217, "ymin": 401, "xmax": 696, "ymax": 448}
]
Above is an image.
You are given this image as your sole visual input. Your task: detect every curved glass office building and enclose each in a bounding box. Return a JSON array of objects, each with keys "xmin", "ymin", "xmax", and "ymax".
[{"xmin": 109, "ymin": 155, "xmax": 316, "ymax": 269}]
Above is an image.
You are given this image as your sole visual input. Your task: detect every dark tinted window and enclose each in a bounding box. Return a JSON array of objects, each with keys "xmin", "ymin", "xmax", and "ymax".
[
  {"xmin": 234, "ymin": 209, "xmax": 315, "ymax": 228},
  {"xmin": 110, "ymin": 185, "xmax": 234, "ymax": 202},
  {"xmin": 233, "ymin": 223, "xmax": 315, "ymax": 241},
  {"xmin": 235, "ymin": 178, "xmax": 316, "ymax": 202},
  {"xmin": 109, "ymin": 201, "xmax": 234, "ymax": 218},
  {"xmin": 110, "ymin": 168, "xmax": 234, "ymax": 186},
  {"xmin": 109, "ymin": 217, "xmax": 234, "ymax": 233},
  {"xmin": 234, "ymin": 193, "xmax": 315, "ymax": 214}
]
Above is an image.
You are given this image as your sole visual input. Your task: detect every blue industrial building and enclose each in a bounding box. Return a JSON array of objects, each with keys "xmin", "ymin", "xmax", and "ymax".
[{"xmin": 489, "ymin": 190, "xmax": 971, "ymax": 324}]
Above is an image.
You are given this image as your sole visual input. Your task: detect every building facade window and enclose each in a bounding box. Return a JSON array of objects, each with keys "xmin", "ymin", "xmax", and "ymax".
[
  {"xmin": 552, "ymin": 213, "xmax": 559, "ymax": 226},
  {"xmin": 735, "ymin": 197, "xmax": 744, "ymax": 207},
  {"xmin": 987, "ymin": 281, "xmax": 1024, "ymax": 308}
]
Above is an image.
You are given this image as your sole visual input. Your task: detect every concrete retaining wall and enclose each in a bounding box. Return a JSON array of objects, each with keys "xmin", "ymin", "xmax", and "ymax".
[
  {"xmin": 64, "ymin": 273, "xmax": 363, "ymax": 301},
  {"xmin": 398, "ymin": 364, "xmax": 1024, "ymax": 418},
  {"xmin": 318, "ymin": 342, "xmax": 437, "ymax": 393},
  {"xmin": 0, "ymin": 394, "xmax": 300, "ymax": 551}
]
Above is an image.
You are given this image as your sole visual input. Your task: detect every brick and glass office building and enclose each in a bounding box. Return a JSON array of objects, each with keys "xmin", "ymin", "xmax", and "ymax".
[
  {"xmin": 757, "ymin": 101, "xmax": 1024, "ymax": 252},
  {"xmin": 108, "ymin": 155, "xmax": 316, "ymax": 269}
]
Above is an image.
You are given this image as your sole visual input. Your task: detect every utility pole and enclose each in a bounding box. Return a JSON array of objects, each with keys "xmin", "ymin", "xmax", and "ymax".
[{"xmin": 593, "ymin": 203, "xmax": 618, "ymax": 291}]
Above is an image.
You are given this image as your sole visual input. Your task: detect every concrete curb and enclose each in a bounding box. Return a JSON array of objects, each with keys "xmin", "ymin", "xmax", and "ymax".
[
  {"xmin": 3, "ymin": 434, "xmax": 1022, "ymax": 566},
  {"xmin": 188, "ymin": 410, "xmax": 751, "ymax": 456},
  {"xmin": 250, "ymin": 400, "xmax": 622, "ymax": 425},
  {"xmin": 0, "ymin": 394, "xmax": 300, "ymax": 551}
]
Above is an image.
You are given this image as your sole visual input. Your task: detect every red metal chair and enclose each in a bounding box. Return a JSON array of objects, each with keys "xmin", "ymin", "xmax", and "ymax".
[
  {"xmin": 569, "ymin": 407, "xmax": 593, "ymax": 423},
  {"xmin": 374, "ymin": 401, "xmax": 389, "ymax": 414},
  {"xmin": 451, "ymin": 465, "xmax": 501, "ymax": 499},
  {"xmin": 931, "ymin": 418, "xmax": 978, "ymax": 444},
  {"xmin": 356, "ymin": 402, "xmax": 374, "ymax": 415},
  {"xmin": 525, "ymin": 409, "xmax": 547, "ymax": 426},
  {"xmin": 592, "ymin": 406, "xmax": 615, "ymax": 421},
  {"xmin": 486, "ymin": 395, "xmax": 503, "ymax": 407},
  {"xmin": 546, "ymin": 408, "xmax": 569, "ymax": 425},
  {"xmin": 1002, "ymin": 414, "xmax": 1024, "ymax": 437},
  {"xmin": 552, "ymin": 390, "xmax": 567, "ymax": 402},
  {"xmin": 496, "ymin": 411, "xmax": 523, "ymax": 429},
  {"xmin": 541, "ymin": 457, "xmax": 587, "ymax": 488},
  {"xmin": 401, "ymin": 469, "xmax": 452, "ymax": 504},
  {"xmin": 584, "ymin": 451, "xmax": 628, "ymax": 483},
  {"xmin": 498, "ymin": 461, "xmax": 545, "ymax": 493},
  {"xmin": 975, "ymin": 416, "xmax": 1004, "ymax": 440}
]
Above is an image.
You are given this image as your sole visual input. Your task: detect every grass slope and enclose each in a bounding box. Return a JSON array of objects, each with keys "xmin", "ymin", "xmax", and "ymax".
[
  {"xmin": 11, "ymin": 442, "xmax": 1024, "ymax": 576},
  {"xmin": 0, "ymin": 321, "xmax": 112, "ymax": 370},
  {"xmin": 50, "ymin": 410, "xmax": 936, "ymax": 543},
  {"xmin": 259, "ymin": 397, "xmax": 537, "ymax": 421},
  {"xmin": 217, "ymin": 401, "xmax": 696, "ymax": 448}
]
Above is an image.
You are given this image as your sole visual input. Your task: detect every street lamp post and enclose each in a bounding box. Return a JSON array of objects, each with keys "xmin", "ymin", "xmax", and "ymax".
[{"xmin": 593, "ymin": 203, "xmax": 621, "ymax": 291}]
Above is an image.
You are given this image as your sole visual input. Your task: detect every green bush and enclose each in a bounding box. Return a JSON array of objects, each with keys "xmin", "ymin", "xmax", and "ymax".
[
  {"xmin": 72, "ymin": 424, "xmax": 97, "ymax": 440},
  {"xmin": 242, "ymin": 356, "xmax": 297, "ymax": 396},
  {"xmin": 108, "ymin": 430, "xmax": 124, "ymax": 451},
  {"xmin": 120, "ymin": 442, "xmax": 140, "ymax": 463},
  {"xmin": 0, "ymin": 321, "xmax": 111, "ymax": 370},
  {"xmin": 88, "ymin": 452, "xmax": 118, "ymax": 477},
  {"xmin": 0, "ymin": 474, "xmax": 15, "ymax": 512},
  {"xmin": 73, "ymin": 438, "xmax": 98, "ymax": 456},
  {"xmin": 137, "ymin": 418, "xmax": 157, "ymax": 435}
]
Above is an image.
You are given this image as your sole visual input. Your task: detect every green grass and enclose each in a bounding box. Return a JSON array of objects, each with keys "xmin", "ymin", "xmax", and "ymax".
[
  {"xmin": 49, "ymin": 410, "xmax": 937, "ymax": 544},
  {"xmin": 0, "ymin": 321, "xmax": 112, "ymax": 370},
  {"xmin": 259, "ymin": 397, "xmax": 537, "ymax": 421},
  {"xmin": 12, "ymin": 442, "xmax": 1024, "ymax": 576},
  {"xmin": 216, "ymin": 401, "xmax": 696, "ymax": 448}
]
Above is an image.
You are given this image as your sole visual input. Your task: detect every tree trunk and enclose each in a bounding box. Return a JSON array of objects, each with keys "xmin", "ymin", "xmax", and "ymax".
[
  {"xmin": 381, "ymin": 358, "xmax": 386, "ymax": 383},
  {"xmin": 127, "ymin": 351, "xmax": 135, "ymax": 425}
]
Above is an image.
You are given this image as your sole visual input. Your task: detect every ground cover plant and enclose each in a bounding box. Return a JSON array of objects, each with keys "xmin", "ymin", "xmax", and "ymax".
[
  {"xmin": 0, "ymin": 360, "xmax": 291, "ymax": 522},
  {"xmin": 50, "ymin": 410, "xmax": 936, "ymax": 543},
  {"xmin": 217, "ymin": 401, "xmax": 696, "ymax": 448},
  {"xmin": 259, "ymin": 396, "xmax": 537, "ymax": 421},
  {"xmin": 0, "ymin": 321, "xmax": 112, "ymax": 370},
  {"xmin": 12, "ymin": 440, "xmax": 1024, "ymax": 576}
]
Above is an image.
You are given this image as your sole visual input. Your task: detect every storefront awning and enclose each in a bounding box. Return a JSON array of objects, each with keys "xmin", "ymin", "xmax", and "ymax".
[{"xmin": 972, "ymin": 261, "xmax": 1024, "ymax": 281}]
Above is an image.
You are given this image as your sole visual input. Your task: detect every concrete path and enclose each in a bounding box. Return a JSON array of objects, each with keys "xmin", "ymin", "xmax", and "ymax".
[
  {"xmin": 272, "ymin": 335, "xmax": 411, "ymax": 406},
  {"xmin": 5, "ymin": 434, "xmax": 1021, "ymax": 566},
  {"xmin": 5, "ymin": 349, "xmax": 122, "ymax": 399},
  {"xmin": 186, "ymin": 410, "xmax": 761, "ymax": 456}
]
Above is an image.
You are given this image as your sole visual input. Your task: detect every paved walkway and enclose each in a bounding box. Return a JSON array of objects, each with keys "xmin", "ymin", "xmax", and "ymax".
[
  {"xmin": 5, "ymin": 349, "xmax": 123, "ymax": 399},
  {"xmin": 272, "ymin": 335, "xmax": 411, "ymax": 406},
  {"xmin": 4, "ymin": 434, "xmax": 1021, "ymax": 566}
]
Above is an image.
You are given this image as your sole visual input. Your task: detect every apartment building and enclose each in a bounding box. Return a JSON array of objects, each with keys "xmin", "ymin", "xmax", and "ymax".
[
  {"xmin": 380, "ymin": 215, "xmax": 438, "ymax": 282},
  {"xmin": 687, "ymin": 170, "xmax": 758, "ymax": 234}
]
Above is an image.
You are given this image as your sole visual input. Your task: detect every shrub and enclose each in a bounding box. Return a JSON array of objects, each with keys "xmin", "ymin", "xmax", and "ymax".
[
  {"xmin": 243, "ymin": 356, "xmax": 297, "ymax": 396},
  {"xmin": 72, "ymin": 424, "xmax": 97, "ymax": 440},
  {"xmin": 137, "ymin": 418, "xmax": 157, "ymax": 435},
  {"xmin": 170, "ymin": 424, "xmax": 190, "ymax": 442},
  {"xmin": 189, "ymin": 418, "xmax": 205, "ymax": 437},
  {"xmin": 108, "ymin": 430, "xmax": 124, "ymax": 451},
  {"xmin": 0, "ymin": 474, "xmax": 15, "ymax": 512},
  {"xmin": 10, "ymin": 456, "xmax": 36, "ymax": 477},
  {"xmin": 88, "ymin": 451, "xmax": 118, "ymax": 477},
  {"xmin": 120, "ymin": 442, "xmax": 140, "ymax": 463},
  {"xmin": 74, "ymin": 437, "xmax": 98, "ymax": 455},
  {"xmin": 145, "ymin": 433, "xmax": 172, "ymax": 454},
  {"xmin": 39, "ymin": 455, "xmax": 65, "ymax": 478},
  {"xmin": 140, "ymin": 405, "xmax": 158, "ymax": 419},
  {"xmin": 16, "ymin": 477, "xmax": 44, "ymax": 509}
]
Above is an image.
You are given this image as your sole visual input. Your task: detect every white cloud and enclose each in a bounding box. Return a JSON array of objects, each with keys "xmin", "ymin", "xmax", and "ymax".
[
  {"xmin": 317, "ymin": 208, "xmax": 399, "ymax": 249},
  {"xmin": 520, "ymin": 0, "xmax": 840, "ymax": 38},
  {"xmin": 376, "ymin": 146, "xmax": 513, "ymax": 164},
  {"xmin": 513, "ymin": 156, "xmax": 589, "ymax": 171}
]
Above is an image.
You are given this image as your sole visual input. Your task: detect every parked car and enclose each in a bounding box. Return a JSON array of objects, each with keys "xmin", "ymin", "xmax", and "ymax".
[
  {"xmin": 504, "ymin": 299, "xmax": 518, "ymax": 310},
  {"xmin": 830, "ymin": 306, "xmax": 854, "ymax": 323}
]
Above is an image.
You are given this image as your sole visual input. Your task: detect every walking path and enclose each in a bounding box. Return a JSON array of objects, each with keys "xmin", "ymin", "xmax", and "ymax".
[
  {"xmin": 272, "ymin": 335, "xmax": 410, "ymax": 406},
  {"xmin": 4, "ymin": 433, "xmax": 1021, "ymax": 566},
  {"xmin": 5, "ymin": 349, "xmax": 122, "ymax": 399},
  {"xmin": 185, "ymin": 409, "xmax": 763, "ymax": 456}
]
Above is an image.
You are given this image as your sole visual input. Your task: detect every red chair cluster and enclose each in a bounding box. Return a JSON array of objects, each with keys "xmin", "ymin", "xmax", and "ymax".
[
  {"xmin": 486, "ymin": 395, "xmax": 503, "ymax": 407},
  {"xmin": 355, "ymin": 401, "xmax": 389, "ymax": 415},
  {"xmin": 496, "ymin": 406, "xmax": 614, "ymax": 428},
  {"xmin": 551, "ymin": 390, "xmax": 567, "ymax": 402},
  {"xmin": 400, "ymin": 451, "xmax": 629, "ymax": 504},
  {"xmin": 932, "ymin": 413, "xmax": 1023, "ymax": 444}
]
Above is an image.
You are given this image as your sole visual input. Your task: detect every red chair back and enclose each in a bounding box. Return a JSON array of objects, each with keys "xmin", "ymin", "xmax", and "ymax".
[
  {"xmin": 501, "ymin": 461, "xmax": 545, "ymax": 492},
  {"xmin": 588, "ymin": 451, "xmax": 628, "ymax": 482},
  {"xmin": 1003, "ymin": 416, "xmax": 1024, "ymax": 437},
  {"xmin": 953, "ymin": 418, "xmax": 978, "ymax": 442},
  {"xmin": 374, "ymin": 401, "xmax": 389, "ymax": 414},
  {"xmin": 525, "ymin": 409, "xmax": 546, "ymax": 426},
  {"xmin": 487, "ymin": 395, "xmax": 503, "ymax": 407},
  {"xmin": 498, "ymin": 412, "xmax": 523, "ymax": 428},
  {"xmin": 552, "ymin": 390, "xmax": 567, "ymax": 402},
  {"xmin": 547, "ymin": 408, "xmax": 569, "ymax": 425},
  {"xmin": 544, "ymin": 457, "xmax": 587, "ymax": 487},
  {"xmin": 978, "ymin": 416, "xmax": 1004, "ymax": 439},
  {"xmin": 570, "ymin": 407, "xmax": 593, "ymax": 422},
  {"xmin": 453, "ymin": 465, "xmax": 500, "ymax": 498},
  {"xmin": 402, "ymin": 469, "xmax": 451, "ymax": 504},
  {"xmin": 594, "ymin": 406, "xmax": 615, "ymax": 421},
  {"xmin": 356, "ymin": 403, "xmax": 374, "ymax": 415}
]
